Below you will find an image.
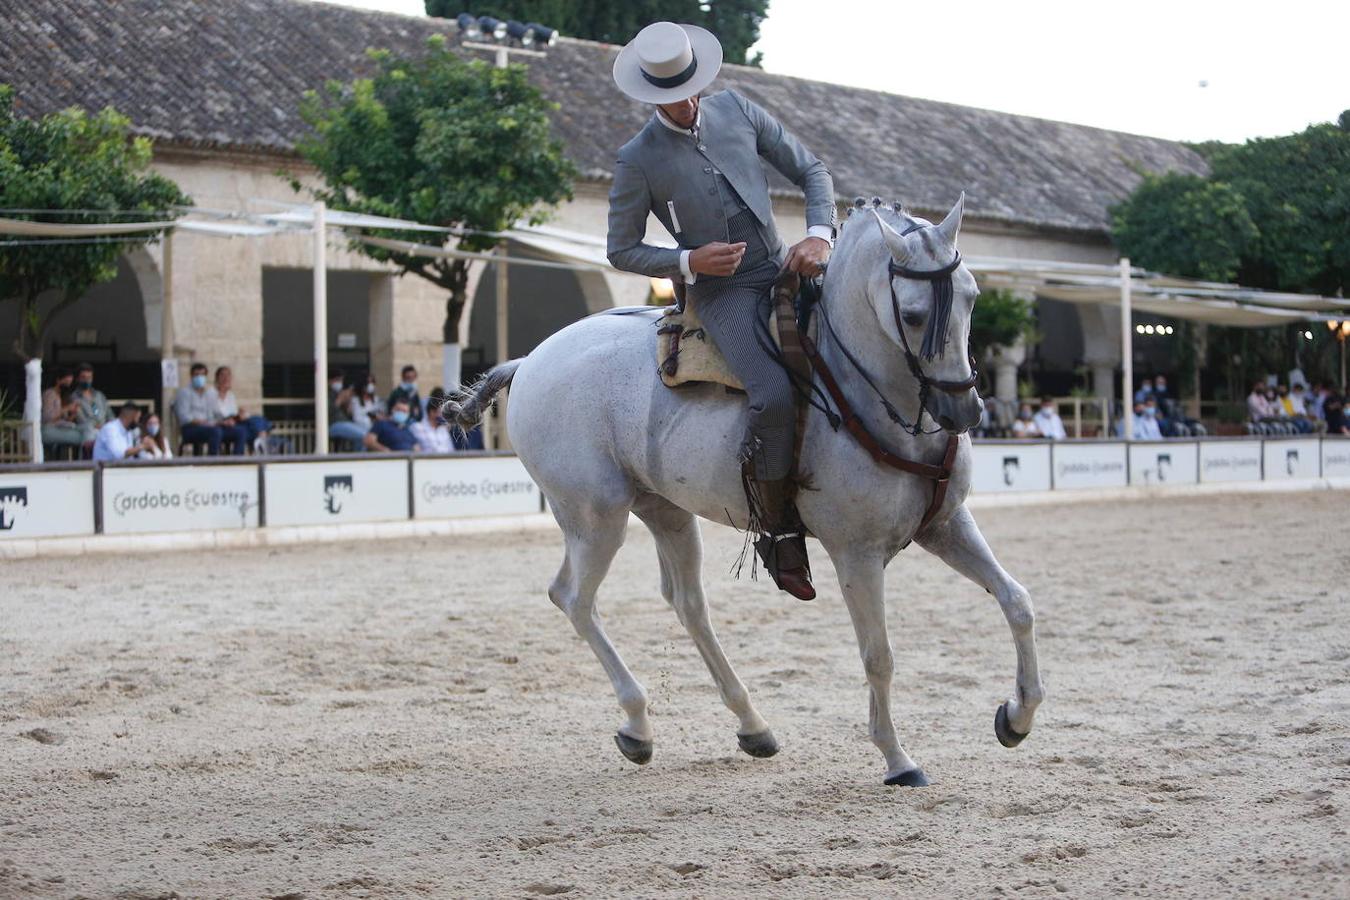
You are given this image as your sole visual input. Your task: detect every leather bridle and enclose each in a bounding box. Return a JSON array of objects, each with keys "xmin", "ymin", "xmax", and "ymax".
[{"xmin": 795, "ymin": 230, "xmax": 979, "ymax": 533}]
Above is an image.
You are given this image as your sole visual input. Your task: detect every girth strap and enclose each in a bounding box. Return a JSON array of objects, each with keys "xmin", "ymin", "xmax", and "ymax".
[{"xmin": 799, "ymin": 330, "xmax": 959, "ymax": 532}]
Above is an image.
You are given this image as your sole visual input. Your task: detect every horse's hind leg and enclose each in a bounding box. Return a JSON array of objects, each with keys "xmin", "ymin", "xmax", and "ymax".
[
  {"xmin": 917, "ymin": 504, "xmax": 1044, "ymax": 745},
  {"xmin": 633, "ymin": 494, "xmax": 777, "ymax": 758},
  {"xmin": 547, "ymin": 494, "xmax": 653, "ymax": 764}
]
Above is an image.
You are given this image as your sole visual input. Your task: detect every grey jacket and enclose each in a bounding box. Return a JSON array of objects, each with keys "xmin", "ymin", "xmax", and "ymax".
[{"xmin": 607, "ymin": 89, "xmax": 836, "ymax": 280}]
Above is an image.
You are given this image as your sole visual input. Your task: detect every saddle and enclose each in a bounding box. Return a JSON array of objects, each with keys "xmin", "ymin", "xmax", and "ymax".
[{"xmin": 656, "ymin": 270, "xmax": 815, "ymax": 392}]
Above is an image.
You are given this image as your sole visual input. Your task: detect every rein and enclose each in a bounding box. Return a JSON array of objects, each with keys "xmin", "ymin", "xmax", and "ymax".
[{"xmin": 797, "ymin": 229, "xmax": 978, "ymax": 532}]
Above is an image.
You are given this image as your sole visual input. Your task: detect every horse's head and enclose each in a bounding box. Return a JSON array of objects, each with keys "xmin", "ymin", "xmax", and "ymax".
[{"xmin": 861, "ymin": 194, "xmax": 983, "ymax": 434}]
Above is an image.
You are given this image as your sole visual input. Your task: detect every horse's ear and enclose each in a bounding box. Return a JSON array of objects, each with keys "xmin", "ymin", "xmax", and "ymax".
[
  {"xmin": 870, "ymin": 208, "xmax": 913, "ymax": 265},
  {"xmin": 936, "ymin": 192, "xmax": 965, "ymax": 246}
]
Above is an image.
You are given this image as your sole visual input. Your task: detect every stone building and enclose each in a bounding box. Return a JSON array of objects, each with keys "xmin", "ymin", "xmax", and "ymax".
[{"xmin": 1, "ymin": 0, "xmax": 1205, "ymax": 417}]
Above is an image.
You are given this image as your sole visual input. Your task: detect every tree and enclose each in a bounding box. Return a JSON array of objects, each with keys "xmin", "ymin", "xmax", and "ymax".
[
  {"xmin": 1111, "ymin": 115, "xmax": 1350, "ymax": 294},
  {"xmin": 1111, "ymin": 114, "xmax": 1350, "ymax": 389},
  {"xmin": 427, "ymin": 0, "xmax": 770, "ymax": 67},
  {"xmin": 0, "ymin": 85, "xmax": 188, "ymax": 363},
  {"xmin": 297, "ymin": 37, "xmax": 577, "ymax": 387}
]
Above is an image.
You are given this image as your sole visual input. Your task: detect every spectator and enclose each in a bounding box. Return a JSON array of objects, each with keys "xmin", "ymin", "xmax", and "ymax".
[
  {"xmin": 1288, "ymin": 383, "xmax": 1325, "ymax": 433},
  {"xmin": 93, "ymin": 402, "xmax": 153, "ymax": 461},
  {"xmin": 327, "ymin": 368, "xmax": 365, "ymax": 449},
  {"xmin": 364, "ymin": 398, "xmax": 420, "ymax": 452},
  {"xmin": 1275, "ymin": 385, "xmax": 1313, "ymax": 433},
  {"xmin": 349, "ymin": 373, "xmax": 384, "ymax": 433},
  {"xmin": 1032, "ymin": 396, "xmax": 1067, "ymax": 440},
  {"xmin": 387, "ymin": 365, "xmax": 424, "ymax": 422},
  {"xmin": 1011, "ymin": 402, "xmax": 1041, "ymax": 439},
  {"xmin": 211, "ymin": 366, "xmax": 271, "ymax": 453},
  {"xmin": 1324, "ymin": 393, "xmax": 1349, "ymax": 436},
  {"xmin": 137, "ymin": 412, "xmax": 172, "ymax": 459},
  {"xmin": 71, "ymin": 362, "xmax": 110, "ymax": 442},
  {"xmin": 40, "ymin": 367, "xmax": 84, "ymax": 452},
  {"xmin": 1132, "ymin": 399, "xmax": 1164, "ymax": 440},
  {"xmin": 1309, "ymin": 382, "xmax": 1329, "ymax": 422},
  {"xmin": 174, "ymin": 362, "xmax": 224, "ymax": 454},
  {"xmin": 411, "ymin": 388, "xmax": 455, "ymax": 453},
  {"xmin": 1152, "ymin": 374, "xmax": 1170, "ymax": 407},
  {"xmin": 1133, "ymin": 378, "xmax": 1155, "ymax": 405}
]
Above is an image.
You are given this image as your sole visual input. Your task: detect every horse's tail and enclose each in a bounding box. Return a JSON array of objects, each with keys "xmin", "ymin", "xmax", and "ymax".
[{"xmin": 441, "ymin": 359, "xmax": 522, "ymax": 429}]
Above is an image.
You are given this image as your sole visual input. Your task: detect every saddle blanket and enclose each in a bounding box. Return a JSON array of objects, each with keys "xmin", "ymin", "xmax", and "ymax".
[{"xmin": 656, "ymin": 270, "xmax": 812, "ymax": 390}]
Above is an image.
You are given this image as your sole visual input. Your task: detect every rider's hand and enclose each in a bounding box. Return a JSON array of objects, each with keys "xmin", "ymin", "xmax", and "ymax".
[
  {"xmin": 785, "ymin": 236, "xmax": 830, "ymax": 277},
  {"xmin": 689, "ymin": 241, "xmax": 747, "ymax": 277}
]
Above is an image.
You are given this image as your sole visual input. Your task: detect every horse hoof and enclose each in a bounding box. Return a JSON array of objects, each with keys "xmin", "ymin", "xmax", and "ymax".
[
  {"xmin": 884, "ymin": 767, "xmax": 931, "ymax": 787},
  {"xmin": 614, "ymin": 731, "xmax": 653, "ymax": 765},
  {"xmin": 995, "ymin": 702, "xmax": 1029, "ymax": 748},
  {"xmin": 737, "ymin": 730, "xmax": 780, "ymax": 758}
]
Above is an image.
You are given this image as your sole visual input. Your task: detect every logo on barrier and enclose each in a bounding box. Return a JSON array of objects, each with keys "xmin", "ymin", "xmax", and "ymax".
[
  {"xmin": 1286, "ymin": 449, "xmax": 1299, "ymax": 476},
  {"xmin": 1002, "ymin": 456, "xmax": 1020, "ymax": 486},
  {"xmin": 323, "ymin": 475, "xmax": 354, "ymax": 515},
  {"xmin": 0, "ymin": 486, "xmax": 28, "ymax": 530},
  {"xmin": 1155, "ymin": 452, "xmax": 1172, "ymax": 483}
]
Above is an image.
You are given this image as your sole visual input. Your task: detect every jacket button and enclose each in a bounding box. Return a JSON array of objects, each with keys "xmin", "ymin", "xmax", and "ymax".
[
  {"xmin": 703, "ymin": 166, "xmax": 712, "ymax": 174},
  {"xmin": 698, "ymin": 144, "xmax": 707, "ymax": 152}
]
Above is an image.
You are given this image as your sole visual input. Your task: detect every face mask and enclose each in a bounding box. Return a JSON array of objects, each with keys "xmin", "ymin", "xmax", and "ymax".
[
  {"xmin": 76, "ymin": 380, "xmax": 91, "ymax": 390},
  {"xmin": 147, "ymin": 423, "xmax": 160, "ymax": 436},
  {"xmin": 366, "ymin": 383, "xmax": 377, "ymax": 394},
  {"xmin": 191, "ymin": 374, "xmax": 207, "ymax": 389},
  {"xmin": 330, "ymin": 381, "xmax": 344, "ymax": 392},
  {"xmin": 1144, "ymin": 407, "xmax": 1156, "ymax": 418},
  {"xmin": 1018, "ymin": 411, "xmax": 1032, "ymax": 421},
  {"xmin": 392, "ymin": 409, "xmax": 410, "ymax": 426},
  {"xmin": 402, "ymin": 380, "xmax": 417, "ymax": 391}
]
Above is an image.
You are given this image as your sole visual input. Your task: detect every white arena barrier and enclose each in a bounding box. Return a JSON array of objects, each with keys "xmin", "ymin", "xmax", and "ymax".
[{"xmin": 0, "ymin": 440, "xmax": 1346, "ymax": 543}]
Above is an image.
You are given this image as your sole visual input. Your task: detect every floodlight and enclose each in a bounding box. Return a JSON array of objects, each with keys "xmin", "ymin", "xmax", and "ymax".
[
  {"xmin": 526, "ymin": 23, "xmax": 558, "ymax": 46},
  {"xmin": 1144, "ymin": 325, "xmax": 1155, "ymax": 334},
  {"xmin": 455, "ymin": 12, "xmax": 481, "ymax": 38},
  {"xmin": 477, "ymin": 16, "xmax": 507, "ymax": 40},
  {"xmin": 506, "ymin": 20, "xmax": 534, "ymax": 46},
  {"xmin": 1135, "ymin": 324, "xmax": 1145, "ymax": 334}
]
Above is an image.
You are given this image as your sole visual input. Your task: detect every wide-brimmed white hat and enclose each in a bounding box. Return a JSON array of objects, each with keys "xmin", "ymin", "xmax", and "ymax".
[{"xmin": 612, "ymin": 22, "xmax": 723, "ymax": 104}]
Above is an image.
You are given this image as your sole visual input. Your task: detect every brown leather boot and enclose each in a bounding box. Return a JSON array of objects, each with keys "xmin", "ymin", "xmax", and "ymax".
[{"xmin": 750, "ymin": 477, "xmax": 816, "ymax": 602}]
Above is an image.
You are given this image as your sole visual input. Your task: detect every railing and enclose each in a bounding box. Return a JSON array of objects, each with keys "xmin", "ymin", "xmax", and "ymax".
[
  {"xmin": 0, "ymin": 419, "xmax": 30, "ymax": 463},
  {"xmin": 1051, "ymin": 396, "xmax": 1111, "ymax": 439},
  {"xmin": 269, "ymin": 420, "xmax": 316, "ymax": 455}
]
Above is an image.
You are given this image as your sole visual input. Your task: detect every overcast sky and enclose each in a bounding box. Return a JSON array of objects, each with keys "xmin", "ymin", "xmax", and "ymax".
[{"xmin": 321, "ymin": 0, "xmax": 1347, "ymax": 143}]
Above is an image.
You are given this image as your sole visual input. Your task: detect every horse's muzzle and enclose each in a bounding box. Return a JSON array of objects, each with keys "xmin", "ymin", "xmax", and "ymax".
[{"xmin": 931, "ymin": 390, "xmax": 984, "ymax": 434}]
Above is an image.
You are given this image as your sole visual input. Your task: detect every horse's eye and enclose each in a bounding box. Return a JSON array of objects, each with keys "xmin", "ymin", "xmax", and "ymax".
[{"xmin": 902, "ymin": 311, "xmax": 925, "ymax": 328}]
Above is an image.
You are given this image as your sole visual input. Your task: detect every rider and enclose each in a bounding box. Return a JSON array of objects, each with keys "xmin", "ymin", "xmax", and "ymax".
[{"xmin": 607, "ymin": 21, "xmax": 836, "ymax": 601}]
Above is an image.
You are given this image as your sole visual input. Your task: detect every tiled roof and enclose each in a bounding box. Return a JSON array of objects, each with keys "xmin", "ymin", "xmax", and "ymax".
[{"xmin": 2, "ymin": 0, "xmax": 1206, "ymax": 233}]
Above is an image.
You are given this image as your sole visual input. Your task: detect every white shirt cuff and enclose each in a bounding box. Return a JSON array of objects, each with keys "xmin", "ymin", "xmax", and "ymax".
[
  {"xmin": 807, "ymin": 225, "xmax": 834, "ymax": 246},
  {"xmin": 679, "ymin": 249, "xmax": 696, "ymax": 284}
]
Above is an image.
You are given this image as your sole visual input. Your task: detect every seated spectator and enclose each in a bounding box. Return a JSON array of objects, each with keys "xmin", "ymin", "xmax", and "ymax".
[
  {"xmin": 1011, "ymin": 402, "xmax": 1041, "ymax": 439},
  {"xmin": 40, "ymin": 367, "xmax": 84, "ymax": 452},
  {"xmin": 71, "ymin": 362, "xmax": 109, "ymax": 443},
  {"xmin": 1324, "ymin": 393, "xmax": 1349, "ymax": 436},
  {"xmin": 387, "ymin": 365, "xmax": 424, "ymax": 422},
  {"xmin": 1309, "ymin": 382, "xmax": 1329, "ymax": 422},
  {"xmin": 174, "ymin": 363, "xmax": 224, "ymax": 454},
  {"xmin": 211, "ymin": 366, "xmax": 271, "ymax": 453},
  {"xmin": 328, "ymin": 368, "xmax": 365, "ymax": 449},
  {"xmin": 411, "ymin": 388, "xmax": 455, "ymax": 453},
  {"xmin": 349, "ymin": 373, "xmax": 384, "ymax": 433},
  {"xmin": 1133, "ymin": 378, "xmax": 1155, "ymax": 405},
  {"xmin": 1275, "ymin": 384, "xmax": 1314, "ymax": 433},
  {"xmin": 1132, "ymin": 399, "xmax": 1163, "ymax": 440},
  {"xmin": 93, "ymin": 402, "xmax": 154, "ymax": 461},
  {"xmin": 364, "ymin": 399, "xmax": 420, "ymax": 452},
  {"xmin": 1032, "ymin": 396, "xmax": 1067, "ymax": 440},
  {"xmin": 1287, "ymin": 383, "xmax": 1325, "ymax": 433},
  {"xmin": 137, "ymin": 412, "xmax": 172, "ymax": 460}
]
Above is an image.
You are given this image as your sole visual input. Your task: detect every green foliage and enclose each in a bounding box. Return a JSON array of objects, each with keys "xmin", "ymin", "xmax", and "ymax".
[
  {"xmin": 1112, "ymin": 115, "xmax": 1350, "ymax": 295},
  {"xmin": 970, "ymin": 287, "xmax": 1036, "ymax": 354},
  {"xmin": 427, "ymin": 0, "xmax": 769, "ymax": 67},
  {"xmin": 0, "ymin": 85, "xmax": 188, "ymax": 361},
  {"xmin": 1110, "ymin": 172, "xmax": 1258, "ymax": 282},
  {"xmin": 298, "ymin": 38, "xmax": 577, "ymax": 343}
]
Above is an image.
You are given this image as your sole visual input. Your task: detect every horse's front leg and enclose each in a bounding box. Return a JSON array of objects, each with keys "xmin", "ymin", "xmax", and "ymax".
[
  {"xmin": 917, "ymin": 504, "xmax": 1044, "ymax": 744},
  {"xmin": 826, "ymin": 546, "xmax": 930, "ymax": 787}
]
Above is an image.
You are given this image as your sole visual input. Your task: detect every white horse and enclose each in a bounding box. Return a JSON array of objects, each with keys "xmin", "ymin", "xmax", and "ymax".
[{"xmin": 447, "ymin": 195, "xmax": 1044, "ymax": 786}]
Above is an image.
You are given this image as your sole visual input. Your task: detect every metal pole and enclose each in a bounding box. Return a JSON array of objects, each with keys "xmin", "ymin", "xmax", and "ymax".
[
  {"xmin": 160, "ymin": 229, "xmax": 176, "ymax": 444},
  {"xmin": 494, "ymin": 241, "xmax": 511, "ymax": 449},
  {"xmin": 313, "ymin": 201, "xmax": 329, "ymax": 455},
  {"xmin": 1120, "ymin": 257, "xmax": 1134, "ymax": 441}
]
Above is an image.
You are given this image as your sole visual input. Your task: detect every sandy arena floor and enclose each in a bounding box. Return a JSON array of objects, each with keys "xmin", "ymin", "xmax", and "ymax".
[{"xmin": 2, "ymin": 490, "xmax": 1348, "ymax": 898}]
